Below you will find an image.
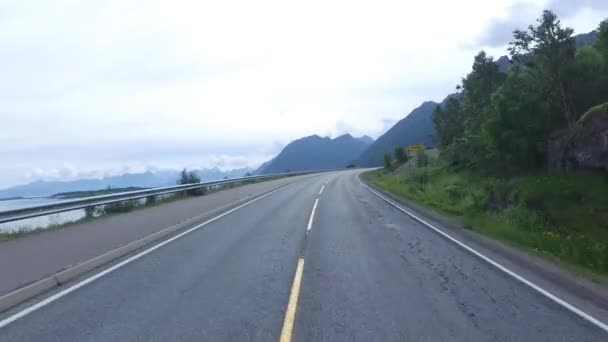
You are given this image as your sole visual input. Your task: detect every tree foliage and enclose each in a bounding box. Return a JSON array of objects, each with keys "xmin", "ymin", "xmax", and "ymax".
[
  {"xmin": 178, "ymin": 168, "xmax": 201, "ymax": 185},
  {"xmin": 482, "ymin": 67, "xmax": 551, "ymax": 171},
  {"xmin": 509, "ymin": 10, "xmax": 577, "ymax": 126},
  {"xmin": 394, "ymin": 147, "xmax": 408, "ymax": 164},
  {"xmin": 383, "ymin": 153, "xmax": 393, "ymax": 169},
  {"xmin": 433, "ymin": 11, "xmax": 608, "ymax": 174},
  {"xmin": 178, "ymin": 169, "xmax": 204, "ymax": 196},
  {"xmin": 432, "ymin": 96, "xmax": 464, "ymax": 148},
  {"xmin": 433, "ymin": 51, "xmax": 506, "ymax": 169},
  {"xmin": 597, "ymin": 19, "xmax": 608, "ymax": 58}
]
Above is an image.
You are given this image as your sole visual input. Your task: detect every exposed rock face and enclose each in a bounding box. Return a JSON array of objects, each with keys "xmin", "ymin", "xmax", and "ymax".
[{"xmin": 548, "ymin": 103, "xmax": 608, "ymax": 171}]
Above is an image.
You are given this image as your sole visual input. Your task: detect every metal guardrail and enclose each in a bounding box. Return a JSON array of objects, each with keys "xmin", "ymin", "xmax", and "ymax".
[{"xmin": 0, "ymin": 169, "xmax": 341, "ymax": 224}]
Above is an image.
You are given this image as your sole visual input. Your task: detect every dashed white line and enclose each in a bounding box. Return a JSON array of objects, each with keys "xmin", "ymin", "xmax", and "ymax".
[
  {"xmin": 357, "ymin": 175, "xmax": 608, "ymax": 333},
  {"xmin": 281, "ymin": 187, "xmax": 323, "ymax": 341},
  {"xmin": 306, "ymin": 198, "xmax": 319, "ymax": 233}
]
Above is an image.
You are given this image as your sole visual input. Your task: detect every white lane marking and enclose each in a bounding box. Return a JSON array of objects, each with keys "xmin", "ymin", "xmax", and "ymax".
[
  {"xmin": 318, "ymin": 185, "xmax": 325, "ymax": 196},
  {"xmin": 0, "ymin": 184, "xmax": 293, "ymax": 329},
  {"xmin": 306, "ymin": 198, "xmax": 319, "ymax": 233},
  {"xmin": 357, "ymin": 175, "xmax": 608, "ymax": 333}
]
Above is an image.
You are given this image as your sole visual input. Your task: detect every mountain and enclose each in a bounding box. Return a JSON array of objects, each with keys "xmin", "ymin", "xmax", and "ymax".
[
  {"xmin": 495, "ymin": 55, "xmax": 511, "ymax": 73},
  {"xmin": 575, "ymin": 31, "xmax": 597, "ymax": 49},
  {"xmin": 258, "ymin": 134, "xmax": 372, "ymax": 174},
  {"xmin": 356, "ymin": 135, "xmax": 374, "ymax": 144},
  {"xmin": 0, "ymin": 167, "xmax": 254, "ymax": 198},
  {"xmin": 355, "ymin": 101, "xmax": 438, "ymax": 167},
  {"xmin": 351, "ymin": 30, "xmax": 598, "ymax": 168},
  {"xmin": 254, "ymin": 160, "xmax": 273, "ymax": 175}
]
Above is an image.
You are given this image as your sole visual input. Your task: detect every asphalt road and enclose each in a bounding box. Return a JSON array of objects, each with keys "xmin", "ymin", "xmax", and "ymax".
[
  {"xmin": 0, "ymin": 174, "xmax": 314, "ymax": 295},
  {"xmin": 0, "ymin": 170, "xmax": 606, "ymax": 341}
]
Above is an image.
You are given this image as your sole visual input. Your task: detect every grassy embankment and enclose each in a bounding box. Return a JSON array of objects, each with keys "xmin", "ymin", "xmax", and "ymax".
[{"xmin": 364, "ymin": 151, "xmax": 608, "ymax": 278}]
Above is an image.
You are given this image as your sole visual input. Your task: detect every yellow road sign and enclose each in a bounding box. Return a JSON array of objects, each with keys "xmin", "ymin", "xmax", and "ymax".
[{"xmin": 405, "ymin": 144, "xmax": 426, "ymax": 151}]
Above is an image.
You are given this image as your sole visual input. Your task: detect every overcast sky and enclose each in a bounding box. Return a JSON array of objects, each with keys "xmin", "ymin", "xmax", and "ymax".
[{"xmin": 1, "ymin": 0, "xmax": 606, "ymax": 188}]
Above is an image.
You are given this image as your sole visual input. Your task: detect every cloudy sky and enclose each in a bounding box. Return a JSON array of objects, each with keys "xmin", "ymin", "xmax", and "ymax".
[{"xmin": 1, "ymin": 0, "xmax": 606, "ymax": 188}]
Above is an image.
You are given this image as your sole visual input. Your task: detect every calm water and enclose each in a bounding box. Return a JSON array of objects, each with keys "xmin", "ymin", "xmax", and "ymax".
[{"xmin": 0, "ymin": 198, "xmax": 86, "ymax": 233}]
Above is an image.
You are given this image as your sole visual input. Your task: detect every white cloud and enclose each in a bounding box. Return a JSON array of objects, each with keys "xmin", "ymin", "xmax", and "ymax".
[
  {"xmin": 476, "ymin": 0, "xmax": 608, "ymax": 47},
  {"xmin": 0, "ymin": 0, "xmax": 605, "ymax": 188}
]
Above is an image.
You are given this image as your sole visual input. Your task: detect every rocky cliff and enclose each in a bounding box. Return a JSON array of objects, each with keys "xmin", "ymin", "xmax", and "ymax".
[{"xmin": 548, "ymin": 103, "xmax": 608, "ymax": 171}]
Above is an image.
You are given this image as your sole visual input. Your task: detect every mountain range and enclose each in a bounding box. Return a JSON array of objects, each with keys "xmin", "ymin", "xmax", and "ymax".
[
  {"xmin": 0, "ymin": 167, "xmax": 254, "ymax": 198},
  {"xmin": 257, "ymin": 134, "xmax": 373, "ymax": 174},
  {"xmin": 4, "ymin": 31, "xmax": 598, "ymax": 198}
]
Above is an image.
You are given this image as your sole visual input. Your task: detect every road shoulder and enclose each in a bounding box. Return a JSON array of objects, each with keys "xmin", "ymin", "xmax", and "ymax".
[{"xmin": 359, "ymin": 171, "xmax": 608, "ymax": 315}]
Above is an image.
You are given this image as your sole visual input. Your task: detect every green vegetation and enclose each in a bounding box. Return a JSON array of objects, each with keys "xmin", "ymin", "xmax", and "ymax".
[
  {"xmin": 0, "ymin": 221, "xmax": 71, "ymax": 241},
  {"xmin": 433, "ymin": 11, "xmax": 608, "ymax": 173},
  {"xmin": 383, "ymin": 153, "xmax": 392, "ymax": 169},
  {"xmin": 367, "ymin": 11, "xmax": 608, "ymax": 277},
  {"xmin": 178, "ymin": 168, "xmax": 205, "ymax": 196},
  {"xmin": 366, "ymin": 153, "xmax": 608, "ymax": 276},
  {"xmin": 103, "ymin": 200, "xmax": 139, "ymax": 214},
  {"xmin": 394, "ymin": 147, "xmax": 408, "ymax": 165}
]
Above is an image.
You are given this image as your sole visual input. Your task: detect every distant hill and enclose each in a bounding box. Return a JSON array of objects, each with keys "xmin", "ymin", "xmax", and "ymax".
[
  {"xmin": 0, "ymin": 167, "xmax": 254, "ymax": 198},
  {"xmin": 254, "ymin": 160, "xmax": 273, "ymax": 175},
  {"xmin": 495, "ymin": 55, "xmax": 511, "ymax": 73},
  {"xmin": 354, "ymin": 101, "xmax": 438, "ymax": 167},
  {"xmin": 258, "ymin": 134, "xmax": 373, "ymax": 174},
  {"xmin": 575, "ymin": 31, "xmax": 597, "ymax": 49}
]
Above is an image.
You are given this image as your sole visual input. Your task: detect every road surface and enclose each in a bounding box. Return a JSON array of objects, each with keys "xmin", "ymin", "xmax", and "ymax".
[
  {"xmin": 0, "ymin": 170, "xmax": 606, "ymax": 341},
  {"xmin": 0, "ymin": 174, "xmax": 314, "ymax": 296}
]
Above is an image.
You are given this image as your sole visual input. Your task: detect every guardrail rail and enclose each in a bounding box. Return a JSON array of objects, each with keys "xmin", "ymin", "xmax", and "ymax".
[{"xmin": 0, "ymin": 169, "xmax": 341, "ymax": 224}]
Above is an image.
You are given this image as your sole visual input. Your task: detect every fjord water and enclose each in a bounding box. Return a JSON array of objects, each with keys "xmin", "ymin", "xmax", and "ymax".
[{"xmin": 0, "ymin": 198, "xmax": 85, "ymax": 233}]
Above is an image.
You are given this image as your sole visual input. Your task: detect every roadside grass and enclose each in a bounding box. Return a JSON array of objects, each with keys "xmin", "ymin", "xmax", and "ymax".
[
  {"xmin": 0, "ymin": 178, "xmax": 267, "ymax": 241},
  {"xmin": 363, "ymin": 153, "xmax": 608, "ymax": 277}
]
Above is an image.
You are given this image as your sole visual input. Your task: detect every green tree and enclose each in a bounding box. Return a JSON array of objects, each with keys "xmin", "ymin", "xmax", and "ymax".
[
  {"xmin": 596, "ymin": 19, "xmax": 608, "ymax": 59},
  {"xmin": 178, "ymin": 169, "xmax": 203, "ymax": 196},
  {"xmin": 509, "ymin": 10, "xmax": 577, "ymax": 126},
  {"xmin": 573, "ymin": 46, "xmax": 608, "ymax": 113},
  {"xmin": 482, "ymin": 67, "xmax": 551, "ymax": 171},
  {"xmin": 178, "ymin": 168, "xmax": 201, "ymax": 185},
  {"xmin": 383, "ymin": 153, "xmax": 393, "ymax": 169},
  {"xmin": 452, "ymin": 51, "xmax": 505, "ymax": 168},
  {"xmin": 394, "ymin": 147, "xmax": 408, "ymax": 164},
  {"xmin": 432, "ymin": 96, "xmax": 465, "ymax": 148},
  {"xmin": 461, "ymin": 51, "xmax": 506, "ymax": 114}
]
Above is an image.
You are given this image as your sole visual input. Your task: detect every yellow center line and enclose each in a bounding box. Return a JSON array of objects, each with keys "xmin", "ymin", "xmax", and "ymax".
[{"xmin": 279, "ymin": 257, "xmax": 305, "ymax": 342}]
